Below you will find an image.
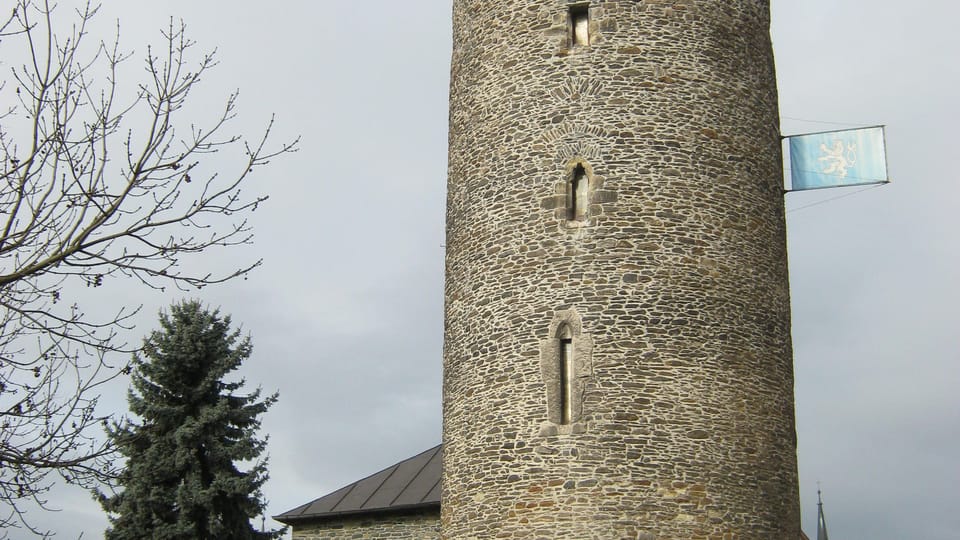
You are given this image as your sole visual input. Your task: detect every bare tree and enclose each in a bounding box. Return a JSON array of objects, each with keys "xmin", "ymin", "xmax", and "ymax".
[{"xmin": 0, "ymin": 1, "xmax": 297, "ymax": 534}]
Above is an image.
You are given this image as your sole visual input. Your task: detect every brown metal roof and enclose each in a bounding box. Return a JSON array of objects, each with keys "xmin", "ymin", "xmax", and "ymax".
[{"xmin": 274, "ymin": 445, "xmax": 441, "ymax": 524}]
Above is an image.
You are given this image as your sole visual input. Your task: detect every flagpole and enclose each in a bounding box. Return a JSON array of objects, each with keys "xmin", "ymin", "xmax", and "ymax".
[
  {"xmin": 784, "ymin": 179, "xmax": 890, "ymax": 194},
  {"xmin": 782, "ymin": 124, "xmax": 886, "ymax": 139}
]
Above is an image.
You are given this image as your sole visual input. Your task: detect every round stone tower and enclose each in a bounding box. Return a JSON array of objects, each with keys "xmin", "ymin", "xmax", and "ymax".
[{"xmin": 442, "ymin": 1, "xmax": 799, "ymax": 538}]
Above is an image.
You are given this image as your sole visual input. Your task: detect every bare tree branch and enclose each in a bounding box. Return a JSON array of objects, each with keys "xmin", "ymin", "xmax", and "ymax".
[{"xmin": 0, "ymin": 1, "xmax": 297, "ymax": 534}]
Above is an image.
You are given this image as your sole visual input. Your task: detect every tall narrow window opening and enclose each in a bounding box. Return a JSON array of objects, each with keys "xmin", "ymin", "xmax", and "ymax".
[
  {"xmin": 570, "ymin": 5, "xmax": 590, "ymax": 48},
  {"xmin": 559, "ymin": 338, "xmax": 573, "ymax": 424},
  {"xmin": 540, "ymin": 309, "xmax": 593, "ymax": 433},
  {"xmin": 569, "ymin": 163, "xmax": 588, "ymax": 221},
  {"xmin": 558, "ymin": 324, "xmax": 574, "ymax": 425}
]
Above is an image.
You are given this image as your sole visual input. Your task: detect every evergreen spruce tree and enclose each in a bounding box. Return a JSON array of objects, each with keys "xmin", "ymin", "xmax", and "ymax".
[{"xmin": 99, "ymin": 301, "xmax": 283, "ymax": 539}]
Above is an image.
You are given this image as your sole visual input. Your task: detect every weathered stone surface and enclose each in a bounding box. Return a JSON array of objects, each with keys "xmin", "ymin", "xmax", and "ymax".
[
  {"xmin": 442, "ymin": 1, "xmax": 799, "ymax": 539},
  {"xmin": 292, "ymin": 510, "xmax": 440, "ymax": 540}
]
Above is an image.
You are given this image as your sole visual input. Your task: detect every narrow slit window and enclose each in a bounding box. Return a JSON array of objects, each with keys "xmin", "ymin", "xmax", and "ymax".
[
  {"xmin": 558, "ymin": 323, "xmax": 574, "ymax": 425},
  {"xmin": 570, "ymin": 5, "xmax": 589, "ymax": 48},
  {"xmin": 559, "ymin": 338, "xmax": 573, "ymax": 424},
  {"xmin": 541, "ymin": 310, "xmax": 592, "ymax": 431},
  {"xmin": 569, "ymin": 163, "xmax": 588, "ymax": 221}
]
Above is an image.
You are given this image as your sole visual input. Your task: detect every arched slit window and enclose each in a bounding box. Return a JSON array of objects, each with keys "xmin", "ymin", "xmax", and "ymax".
[
  {"xmin": 557, "ymin": 323, "xmax": 574, "ymax": 425},
  {"xmin": 569, "ymin": 163, "xmax": 588, "ymax": 221},
  {"xmin": 539, "ymin": 309, "xmax": 593, "ymax": 433}
]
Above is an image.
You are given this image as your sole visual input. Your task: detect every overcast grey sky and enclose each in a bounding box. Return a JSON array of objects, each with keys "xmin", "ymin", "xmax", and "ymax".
[{"xmin": 5, "ymin": 1, "xmax": 958, "ymax": 538}]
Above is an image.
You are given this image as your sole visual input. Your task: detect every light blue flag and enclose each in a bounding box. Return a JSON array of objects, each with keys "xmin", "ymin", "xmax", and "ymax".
[{"xmin": 788, "ymin": 126, "xmax": 888, "ymax": 191}]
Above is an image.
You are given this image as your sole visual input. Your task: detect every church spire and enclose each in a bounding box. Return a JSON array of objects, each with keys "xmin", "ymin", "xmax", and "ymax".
[{"xmin": 817, "ymin": 489, "xmax": 830, "ymax": 540}]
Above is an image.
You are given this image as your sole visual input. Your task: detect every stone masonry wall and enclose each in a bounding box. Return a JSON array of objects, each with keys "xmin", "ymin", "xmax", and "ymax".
[
  {"xmin": 442, "ymin": 1, "xmax": 800, "ymax": 538},
  {"xmin": 291, "ymin": 509, "xmax": 440, "ymax": 540}
]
